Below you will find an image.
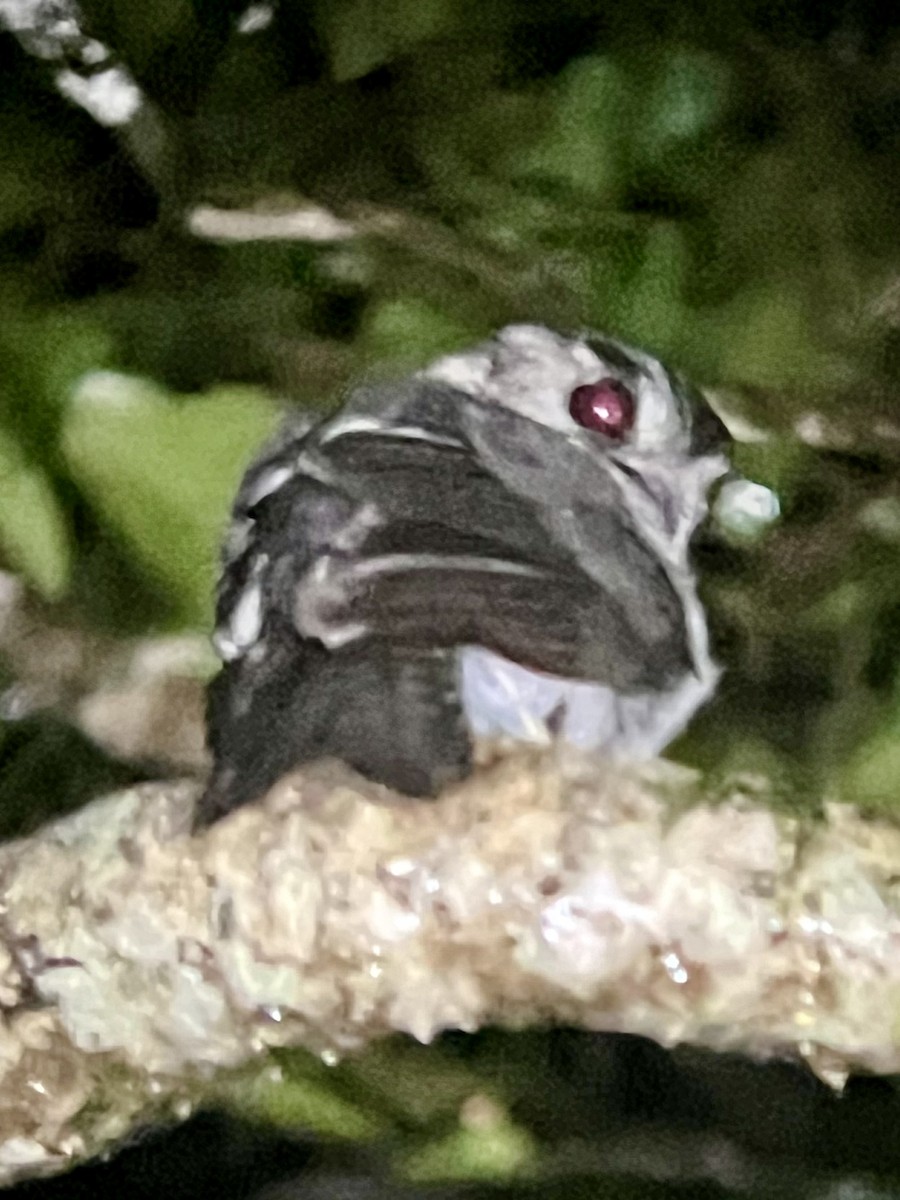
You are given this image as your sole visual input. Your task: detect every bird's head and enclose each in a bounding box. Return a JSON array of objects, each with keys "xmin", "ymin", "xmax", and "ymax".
[{"xmin": 421, "ymin": 323, "xmax": 735, "ymax": 572}]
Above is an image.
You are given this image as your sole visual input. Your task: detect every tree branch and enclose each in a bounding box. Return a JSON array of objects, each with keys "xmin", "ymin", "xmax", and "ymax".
[{"xmin": 1, "ymin": 747, "xmax": 898, "ymax": 1183}]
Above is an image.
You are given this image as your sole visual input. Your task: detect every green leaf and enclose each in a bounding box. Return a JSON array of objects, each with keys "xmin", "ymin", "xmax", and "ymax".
[
  {"xmin": 0, "ymin": 426, "xmax": 72, "ymax": 600},
  {"xmin": 843, "ymin": 728, "xmax": 900, "ymax": 813},
  {"xmin": 344, "ymin": 1039, "xmax": 488, "ymax": 1127},
  {"xmin": 61, "ymin": 375, "xmax": 281, "ymax": 628},
  {"xmin": 222, "ymin": 1055, "xmax": 388, "ymax": 1140},
  {"xmin": 718, "ymin": 286, "xmax": 829, "ymax": 390},
  {"xmin": 635, "ymin": 49, "xmax": 731, "ymax": 167},
  {"xmin": 617, "ymin": 222, "xmax": 690, "ymax": 352},
  {"xmin": 515, "ymin": 56, "xmax": 630, "ymax": 201},
  {"xmin": 363, "ymin": 299, "xmax": 482, "ymax": 370},
  {"xmin": 0, "ymin": 313, "xmax": 113, "ymax": 453},
  {"xmin": 36, "ymin": 316, "xmax": 115, "ymax": 419},
  {"xmin": 398, "ymin": 1106, "xmax": 536, "ymax": 1183}
]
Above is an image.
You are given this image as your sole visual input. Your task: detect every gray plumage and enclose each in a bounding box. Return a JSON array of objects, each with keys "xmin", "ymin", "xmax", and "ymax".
[{"xmin": 199, "ymin": 325, "xmax": 732, "ymax": 826}]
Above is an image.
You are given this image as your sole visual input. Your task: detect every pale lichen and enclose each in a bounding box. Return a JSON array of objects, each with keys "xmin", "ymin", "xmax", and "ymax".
[{"xmin": 0, "ymin": 747, "xmax": 899, "ymax": 1183}]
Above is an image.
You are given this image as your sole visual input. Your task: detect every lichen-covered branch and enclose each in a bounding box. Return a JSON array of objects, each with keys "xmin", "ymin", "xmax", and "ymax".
[{"xmin": 1, "ymin": 747, "xmax": 899, "ymax": 1184}]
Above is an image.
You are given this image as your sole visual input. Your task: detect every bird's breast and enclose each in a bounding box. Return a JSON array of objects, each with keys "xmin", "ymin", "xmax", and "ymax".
[{"xmin": 456, "ymin": 641, "xmax": 719, "ymax": 759}]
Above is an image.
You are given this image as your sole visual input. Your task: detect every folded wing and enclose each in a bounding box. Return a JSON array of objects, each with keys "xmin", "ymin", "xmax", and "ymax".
[{"xmin": 200, "ymin": 381, "xmax": 692, "ymax": 823}]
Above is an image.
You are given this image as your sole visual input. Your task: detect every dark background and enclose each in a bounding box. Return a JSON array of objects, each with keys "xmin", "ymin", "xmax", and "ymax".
[{"xmin": 3, "ymin": 0, "xmax": 900, "ymax": 1195}]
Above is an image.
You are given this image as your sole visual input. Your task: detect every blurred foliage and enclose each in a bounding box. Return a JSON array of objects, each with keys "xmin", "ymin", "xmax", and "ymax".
[{"xmin": 4, "ymin": 0, "xmax": 900, "ymax": 1197}]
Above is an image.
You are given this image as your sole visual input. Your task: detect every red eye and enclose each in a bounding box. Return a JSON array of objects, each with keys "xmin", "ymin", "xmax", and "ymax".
[{"xmin": 568, "ymin": 378, "xmax": 635, "ymax": 440}]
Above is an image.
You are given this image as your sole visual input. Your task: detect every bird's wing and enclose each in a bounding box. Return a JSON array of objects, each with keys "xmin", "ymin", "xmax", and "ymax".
[
  {"xmin": 202, "ymin": 633, "xmax": 472, "ymax": 823},
  {"xmin": 302, "ymin": 384, "xmax": 693, "ymax": 681},
  {"xmin": 200, "ymin": 383, "xmax": 693, "ymax": 822}
]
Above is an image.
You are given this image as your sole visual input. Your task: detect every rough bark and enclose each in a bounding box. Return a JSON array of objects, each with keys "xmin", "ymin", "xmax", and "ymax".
[{"xmin": 1, "ymin": 746, "xmax": 899, "ymax": 1184}]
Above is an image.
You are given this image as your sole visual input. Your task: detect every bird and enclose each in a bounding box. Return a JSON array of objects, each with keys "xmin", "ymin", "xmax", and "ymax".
[{"xmin": 197, "ymin": 324, "xmax": 737, "ymax": 827}]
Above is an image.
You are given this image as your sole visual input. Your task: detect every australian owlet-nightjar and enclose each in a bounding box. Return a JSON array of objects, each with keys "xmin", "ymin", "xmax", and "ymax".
[{"xmin": 199, "ymin": 324, "xmax": 756, "ymax": 825}]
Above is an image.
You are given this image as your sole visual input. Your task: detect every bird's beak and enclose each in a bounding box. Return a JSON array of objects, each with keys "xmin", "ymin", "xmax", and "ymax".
[{"xmin": 710, "ymin": 472, "xmax": 780, "ymax": 540}]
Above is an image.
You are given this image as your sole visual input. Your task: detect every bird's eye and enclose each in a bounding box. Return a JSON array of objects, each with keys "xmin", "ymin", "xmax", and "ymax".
[{"xmin": 568, "ymin": 378, "xmax": 635, "ymax": 440}]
